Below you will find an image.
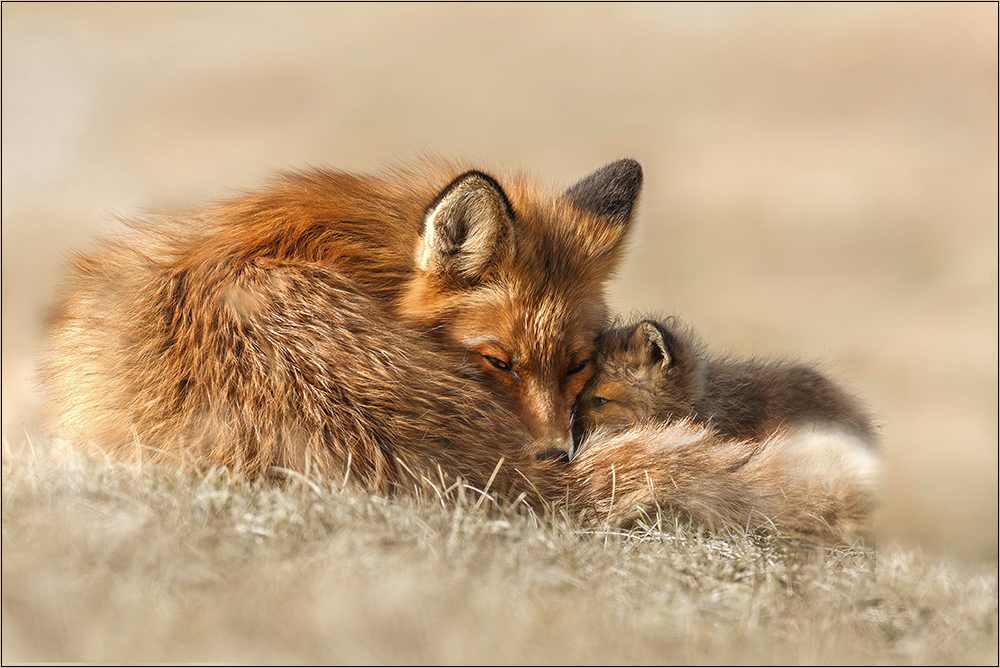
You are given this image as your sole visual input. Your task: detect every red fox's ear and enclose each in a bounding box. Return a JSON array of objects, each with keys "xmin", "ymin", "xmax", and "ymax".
[
  {"xmin": 417, "ymin": 171, "xmax": 515, "ymax": 284},
  {"xmin": 629, "ymin": 321, "xmax": 672, "ymax": 372},
  {"xmin": 563, "ymin": 158, "xmax": 643, "ymax": 224}
]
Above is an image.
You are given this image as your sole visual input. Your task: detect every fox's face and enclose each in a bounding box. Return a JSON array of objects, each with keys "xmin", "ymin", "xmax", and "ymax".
[
  {"xmin": 399, "ymin": 161, "xmax": 642, "ymax": 460},
  {"xmin": 573, "ymin": 320, "xmax": 703, "ymax": 456}
]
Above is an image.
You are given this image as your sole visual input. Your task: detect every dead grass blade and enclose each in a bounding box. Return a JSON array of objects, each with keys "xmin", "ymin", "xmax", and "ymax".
[
  {"xmin": 471, "ymin": 457, "xmax": 504, "ymax": 513},
  {"xmin": 270, "ymin": 466, "xmax": 323, "ymax": 497}
]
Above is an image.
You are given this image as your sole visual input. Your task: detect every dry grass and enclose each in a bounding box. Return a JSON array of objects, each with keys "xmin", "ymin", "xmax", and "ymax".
[{"xmin": 3, "ymin": 440, "xmax": 995, "ymax": 665}]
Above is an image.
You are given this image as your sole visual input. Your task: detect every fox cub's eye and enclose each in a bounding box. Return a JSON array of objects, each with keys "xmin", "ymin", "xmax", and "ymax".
[
  {"xmin": 567, "ymin": 360, "xmax": 589, "ymax": 375},
  {"xmin": 591, "ymin": 396, "xmax": 609, "ymax": 407},
  {"xmin": 484, "ymin": 355, "xmax": 512, "ymax": 372}
]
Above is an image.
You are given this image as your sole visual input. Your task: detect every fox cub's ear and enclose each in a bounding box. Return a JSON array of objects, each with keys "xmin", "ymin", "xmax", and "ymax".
[
  {"xmin": 563, "ymin": 158, "xmax": 643, "ymax": 224},
  {"xmin": 418, "ymin": 171, "xmax": 515, "ymax": 284},
  {"xmin": 628, "ymin": 320, "xmax": 673, "ymax": 372}
]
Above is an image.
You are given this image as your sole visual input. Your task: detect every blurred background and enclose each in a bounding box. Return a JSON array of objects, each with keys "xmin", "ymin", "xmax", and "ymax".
[{"xmin": 3, "ymin": 4, "xmax": 996, "ymax": 558}]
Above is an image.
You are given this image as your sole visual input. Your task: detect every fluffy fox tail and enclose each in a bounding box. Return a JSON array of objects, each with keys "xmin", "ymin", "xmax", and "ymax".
[{"xmin": 566, "ymin": 421, "xmax": 880, "ymax": 545}]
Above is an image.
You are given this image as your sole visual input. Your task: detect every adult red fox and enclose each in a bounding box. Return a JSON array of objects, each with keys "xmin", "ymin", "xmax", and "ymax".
[{"xmin": 44, "ymin": 159, "xmax": 877, "ymax": 544}]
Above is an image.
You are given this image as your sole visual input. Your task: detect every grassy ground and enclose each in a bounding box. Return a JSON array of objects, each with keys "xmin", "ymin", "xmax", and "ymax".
[{"xmin": 3, "ymin": 442, "xmax": 996, "ymax": 665}]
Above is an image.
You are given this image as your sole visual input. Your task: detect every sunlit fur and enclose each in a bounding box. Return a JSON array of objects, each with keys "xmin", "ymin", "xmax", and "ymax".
[{"xmin": 570, "ymin": 420, "xmax": 879, "ymax": 545}]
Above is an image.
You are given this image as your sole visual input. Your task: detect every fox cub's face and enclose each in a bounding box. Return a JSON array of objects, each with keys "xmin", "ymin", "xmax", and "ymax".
[
  {"xmin": 572, "ymin": 320, "xmax": 703, "ymax": 456},
  {"xmin": 400, "ymin": 161, "xmax": 643, "ymax": 460}
]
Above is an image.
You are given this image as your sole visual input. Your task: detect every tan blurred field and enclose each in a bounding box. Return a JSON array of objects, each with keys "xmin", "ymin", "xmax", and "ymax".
[{"xmin": 3, "ymin": 4, "xmax": 997, "ymax": 663}]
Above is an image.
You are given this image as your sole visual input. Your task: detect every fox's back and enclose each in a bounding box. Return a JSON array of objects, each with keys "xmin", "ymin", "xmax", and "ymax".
[{"xmin": 700, "ymin": 358, "xmax": 877, "ymax": 444}]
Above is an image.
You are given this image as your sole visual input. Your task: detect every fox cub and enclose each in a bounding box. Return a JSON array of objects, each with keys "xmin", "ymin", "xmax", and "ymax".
[{"xmin": 573, "ymin": 318, "xmax": 877, "ymax": 455}]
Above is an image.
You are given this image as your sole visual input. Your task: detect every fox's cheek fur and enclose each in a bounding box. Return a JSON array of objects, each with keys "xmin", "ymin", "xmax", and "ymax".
[
  {"xmin": 571, "ymin": 371, "xmax": 654, "ymax": 452},
  {"xmin": 574, "ymin": 399, "xmax": 641, "ymax": 446}
]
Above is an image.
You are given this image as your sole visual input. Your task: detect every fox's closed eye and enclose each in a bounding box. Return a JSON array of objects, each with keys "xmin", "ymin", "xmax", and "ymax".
[
  {"xmin": 567, "ymin": 360, "xmax": 589, "ymax": 375},
  {"xmin": 483, "ymin": 355, "xmax": 512, "ymax": 372}
]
